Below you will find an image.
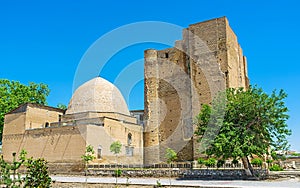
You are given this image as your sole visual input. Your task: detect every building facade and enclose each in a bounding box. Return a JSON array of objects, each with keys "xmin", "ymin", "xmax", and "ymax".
[
  {"xmin": 2, "ymin": 17, "xmax": 249, "ymax": 168},
  {"xmin": 144, "ymin": 17, "xmax": 249, "ymax": 164},
  {"xmin": 2, "ymin": 78, "xmax": 143, "ymax": 166}
]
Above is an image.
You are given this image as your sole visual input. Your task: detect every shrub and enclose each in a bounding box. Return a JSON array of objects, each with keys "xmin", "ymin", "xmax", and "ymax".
[
  {"xmin": 251, "ymin": 158, "xmax": 263, "ymax": 167},
  {"xmin": 231, "ymin": 159, "xmax": 239, "ymax": 167},
  {"xmin": 197, "ymin": 158, "xmax": 205, "ymax": 167},
  {"xmin": 269, "ymin": 164, "xmax": 283, "ymax": 171},
  {"xmin": 217, "ymin": 159, "xmax": 225, "ymax": 168},
  {"xmin": 271, "ymin": 151, "xmax": 278, "ymax": 160},
  {"xmin": 266, "ymin": 159, "xmax": 273, "ymax": 165},
  {"xmin": 205, "ymin": 158, "xmax": 216, "ymax": 168},
  {"xmin": 24, "ymin": 158, "xmax": 52, "ymax": 187},
  {"xmin": 156, "ymin": 179, "xmax": 162, "ymax": 187},
  {"xmin": 278, "ymin": 155, "xmax": 287, "ymax": 161},
  {"xmin": 291, "ymin": 153, "xmax": 300, "ymax": 157},
  {"xmin": 114, "ymin": 169, "xmax": 122, "ymax": 177},
  {"xmin": 0, "ymin": 150, "xmax": 26, "ymax": 187},
  {"xmin": 81, "ymin": 145, "xmax": 95, "ymax": 177},
  {"xmin": 0, "ymin": 150, "xmax": 51, "ymax": 187}
]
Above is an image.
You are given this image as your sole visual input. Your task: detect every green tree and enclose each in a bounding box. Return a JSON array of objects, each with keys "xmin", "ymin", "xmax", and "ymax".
[
  {"xmin": 197, "ymin": 158, "xmax": 205, "ymax": 168},
  {"xmin": 165, "ymin": 148, "xmax": 177, "ymax": 164},
  {"xmin": 56, "ymin": 103, "xmax": 67, "ymax": 110},
  {"xmin": 0, "ymin": 79, "xmax": 50, "ymax": 140},
  {"xmin": 110, "ymin": 140, "xmax": 122, "ymax": 156},
  {"xmin": 231, "ymin": 159, "xmax": 239, "ymax": 168},
  {"xmin": 0, "ymin": 149, "xmax": 51, "ymax": 188},
  {"xmin": 204, "ymin": 158, "xmax": 216, "ymax": 168},
  {"xmin": 269, "ymin": 164, "xmax": 283, "ymax": 171},
  {"xmin": 110, "ymin": 141, "xmax": 122, "ymax": 185},
  {"xmin": 266, "ymin": 158, "xmax": 273, "ymax": 167},
  {"xmin": 24, "ymin": 158, "xmax": 51, "ymax": 187},
  {"xmin": 81, "ymin": 145, "xmax": 95, "ymax": 176},
  {"xmin": 0, "ymin": 150, "xmax": 26, "ymax": 187},
  {"xmin": 195, "ymin": 86, "xmax": 291, "ymax": 176},
  {"xmin": 165, "ymin": 148, "xmax": 177, "ymax": 187},
  {"xmin": 217, "ymin": 159, "xmax": 225, "ymax": 169},
  {"xmin": 251, "ymin": 158, "xmax": 263, "ymax": 168},
  {"xmin": 271, "ymin": 150, "xmax": 279, "ymax": 161}
]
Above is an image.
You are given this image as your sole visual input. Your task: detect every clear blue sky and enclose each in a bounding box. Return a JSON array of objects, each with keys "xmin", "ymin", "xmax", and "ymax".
[{"xmin": 0, "ymin": 1, "xmax": 299, "ymax": 151}]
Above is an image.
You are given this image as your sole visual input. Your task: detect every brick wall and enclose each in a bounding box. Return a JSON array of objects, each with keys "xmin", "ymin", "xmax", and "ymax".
[{"xmin": 144, "ymin": 17, "xmax": 249, "ymax": 164}]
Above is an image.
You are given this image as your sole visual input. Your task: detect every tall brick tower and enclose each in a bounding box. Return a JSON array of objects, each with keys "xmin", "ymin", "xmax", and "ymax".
[{"xmin": 143, "ymin": 17, "xmax": 249, "ymax": 164}]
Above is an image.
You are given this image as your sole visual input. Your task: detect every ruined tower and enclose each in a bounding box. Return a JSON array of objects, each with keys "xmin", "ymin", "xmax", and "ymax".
[{"xmin": 143, "ymin": 17, "xmax": 249, "ymax": 164}]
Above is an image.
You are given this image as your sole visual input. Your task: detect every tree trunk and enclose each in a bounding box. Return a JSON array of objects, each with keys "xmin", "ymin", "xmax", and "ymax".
[
  {"xmin": 116, "ymin": 155, "xmax": 118, "ymax": 185},
  {"xmin": 242, "ymin": 156, "xmax": 254, "ymax": 176}
]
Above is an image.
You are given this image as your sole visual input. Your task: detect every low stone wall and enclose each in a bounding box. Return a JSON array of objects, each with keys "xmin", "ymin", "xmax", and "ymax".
[
  {"xmin": 179, "ymin": 169, "xmax": 267, "ymax": 180},
  {"xmin": 52, "ymin": 182, "xmax": 206, "ymax": 188},
  {"xmin": 46, "ymin": 161, "xmax": 268, "ymax": 180},
  {"xmin": 48, "ymin": 162, "xmax": 84, "ymax": 175},
  {"xmin": 52, "ymin": 182, "xmax": 153, "ymax": 188},
  {"xmin": 268, "ymin": 171, "xmax": 300, "ymax": 180},
  {"xmin": 86, "ymin": 169, "xmax": 268, "ymax": 180},
  {"xmin": 280, "ymin": 158, "xmax": 300, "ymax": 169}
]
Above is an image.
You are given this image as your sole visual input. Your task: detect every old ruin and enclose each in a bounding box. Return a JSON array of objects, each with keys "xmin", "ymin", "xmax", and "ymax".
[{"xmin": 2, "ymin": 17, "xmax": 249, "ymax": 169}]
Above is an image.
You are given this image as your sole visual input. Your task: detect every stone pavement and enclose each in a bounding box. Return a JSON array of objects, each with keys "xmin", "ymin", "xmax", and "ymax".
[{"xmin": 52, "ymin": 175, "xmax": 300, "ymax": 188}]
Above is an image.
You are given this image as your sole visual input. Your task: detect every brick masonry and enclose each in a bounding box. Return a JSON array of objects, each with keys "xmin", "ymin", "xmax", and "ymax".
[
  {"xmin": 2, "ymin": 17, "xmax": 250, "ymax": 170},
  {"xmin": 144, "ymin": 17, "xmax": 249, "ymax": 164}
]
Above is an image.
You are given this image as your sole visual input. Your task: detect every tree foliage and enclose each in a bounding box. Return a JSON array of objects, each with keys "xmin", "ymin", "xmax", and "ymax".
[
  {"xmin": 165, "ymin": 148, "xmax": 177, "ymax": 187},
  {"xmin": 81, "ymin": 145, "xmax": 95, "ymax": 163},
  {"xmin": 0, "ymin": 150, "xmax": 26, "ymax": 187},
  {"xmin": 251, "ymin": 158, "xmax": 263, "ymax": 167},
  {"xmin": 269, "ymin": 164, "xmax": 283, "ymax": 171},
  {"xmin": 197, "ymin": 158, "xmax": 205, "ymax": 168},
  {"xmin": 0, "ymin": 79, "xmax": 50, "ymax": 139},
  {"xmin": 56, "ymin": 103, "xmax": 67, "ymax": 110},
  {"xmin": 110, "ymin": 141, "xmax": 122, "ymax": 155},
  {"xmin": 0, "ymin": 150, "xmax": 51, "ymax": 187},
  {"xmin": 81, "ymin": 145, "xmax": 95, "ymax": 177},
  {"xmin": 216, "ymin": 159, "xmax": 225, "ymax": 168},
  {"xmin": 165, "ymin": 148, "xmax": 177, "ymax": 164},
  {"xmin": 195, "ymin": 86, "xmax": 291, "ymax": 170},
  {"xmin": 204, "ymin": 158, "xmax": 216, "ymax": 168},
  {"xmin": 110, "ymin": 141, "xmax": 122, "ymax": 185},
  {"xmin": 24, "ymin": 158, "xmax": 51, "ymax": 187}
]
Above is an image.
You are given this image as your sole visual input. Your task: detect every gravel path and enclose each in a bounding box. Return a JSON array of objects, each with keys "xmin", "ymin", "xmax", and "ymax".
[{"xmin": 52, "ymin": 175, "xmax": 300, "ymax": 188}]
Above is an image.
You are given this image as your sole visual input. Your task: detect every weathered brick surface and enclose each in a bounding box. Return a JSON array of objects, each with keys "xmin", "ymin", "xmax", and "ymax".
[
  {"xmin": 144, "ymin": 17, "xmax": 249, "ymax": 164},
  {"xmin": 3, "ymin": 17, "xmax": 249, "ymax": 168},
  {"xmin": 3, "ymin": 98, "xmax": 143, "ymax": 167}
]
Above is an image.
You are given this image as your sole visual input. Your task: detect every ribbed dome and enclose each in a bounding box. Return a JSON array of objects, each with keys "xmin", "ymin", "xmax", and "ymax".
[{"xmin": 66, "ymin": 77, "xmax": 130, "ymax": 115}]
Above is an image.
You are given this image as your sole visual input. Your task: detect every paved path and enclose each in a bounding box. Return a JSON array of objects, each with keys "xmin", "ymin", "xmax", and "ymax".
[{"xmin": 52, "ymin": 175, "xmax": 300, "ymax": 188}]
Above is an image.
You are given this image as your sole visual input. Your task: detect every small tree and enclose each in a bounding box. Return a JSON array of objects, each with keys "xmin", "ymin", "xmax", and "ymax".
[
  {"xmin": 266, "ymin": 159, "xmax": 273, "ymax": 168},
  {"xmin": 232, "ymin": 159, "xmax": 239, "ymax": 168},
  {"xmin": 0, "ymin": 149, "xmax": 51, "ymax": 187},
  {"xmin": 217, "ymin": 159, "xmax": 225, "ymax": 169},
  {"xmin": 271, "ymin": 150, "xmax": 279, "ymax": 161},
  {"xmin": 24, "ymin": 158, "xmax": 51, "ymax": 187},
  {"xmin": 56, "ymin": 103, "xmax": 67, "ymax": 110},
  {"xmin": 81, "ymin": 145, "xmax": 95, "ymax": 176},
  {"xmin": 0, "ymin": 151, "xmax": 26, "ymax": 187},
  {"xmin": 205, "ymin": 158, "xmax": 216, "ymax": 168},
  {"xmin": 251, "ymin": 158, "xmax": 263, "ymax": 168},
  {"xmin": 269, "ymin": 164, "xmax": 283, "ymax": 171},
  {"xmin": 197, "ymin": 158, "xmax": 205, "ymax": 168},
  {"xmin": 165, "ymin": 148, "xmax": 177, "ymax": 187},
  {"xmin": 110, "ymin": 141, "xmax": 122, "ymax": 185}
]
